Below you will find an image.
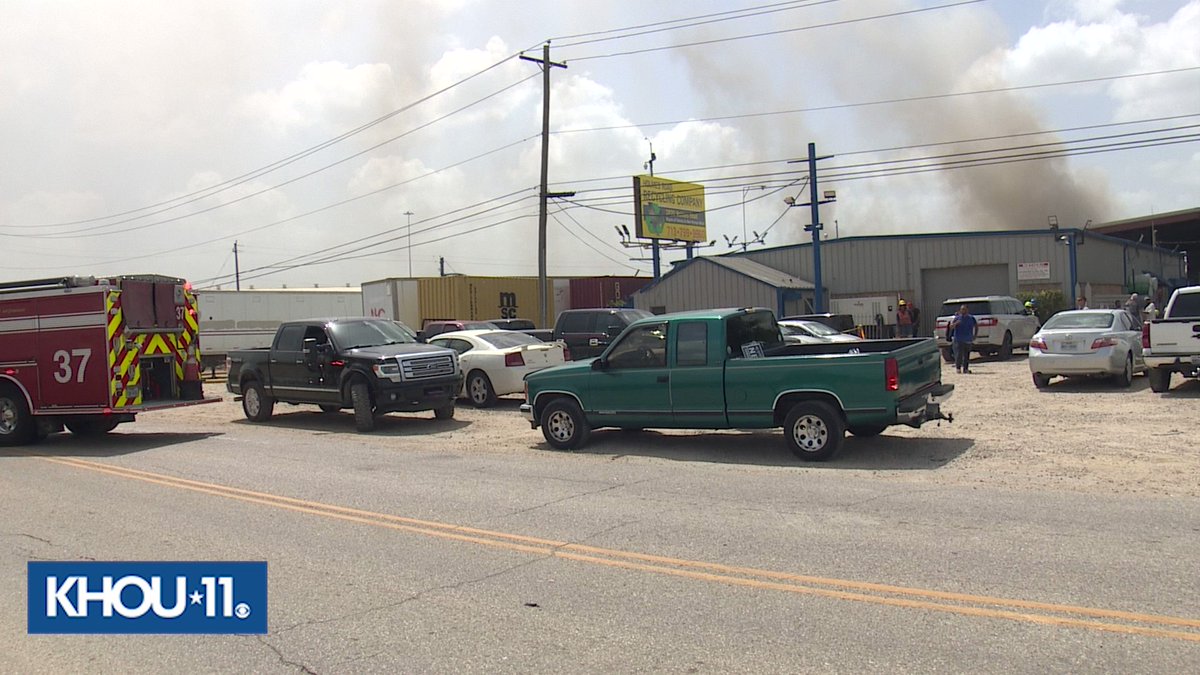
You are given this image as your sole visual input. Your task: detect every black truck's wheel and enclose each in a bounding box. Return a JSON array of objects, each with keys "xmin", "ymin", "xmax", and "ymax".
[
  {"xmin": 434, "ymin": 405, "xmax": 456, "ymax": 420},
  {"xmin": 540, "ymin": 398, "xmax": 590, "ymax": 450},
  {"xmin": 1148, "ymin": 367, "xmax": 1172, "ymax": 393},
  {"xmin": 941, "ymin": 348, "xmax": 954, "ymax": 363},
  {"xmin": 0, "ymin": 386, "xmax": 36, "ymax": 447},
  {"xmin": 784, "ymin": 401, "xmax": 844, "ymax": 462},
  {"xmin": 65, "ymin": 418, "xmax": 120, "ymax": 436},
  {"xmin": 351, "ymin": 382, "xmax": 376, "ymax": 432},
  {"xmin": 466, "ymin": 371, "xmax": 497, "ymax": 408},
  {"xmin": 241, "ymin": 380, "xmax": 274, "ymax": 422}
]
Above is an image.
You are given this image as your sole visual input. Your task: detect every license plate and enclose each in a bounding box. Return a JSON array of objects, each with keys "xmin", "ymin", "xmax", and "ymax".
[{"xmin": 1060, "ymin": 341, "xmax": 1078, "ymax": 352}]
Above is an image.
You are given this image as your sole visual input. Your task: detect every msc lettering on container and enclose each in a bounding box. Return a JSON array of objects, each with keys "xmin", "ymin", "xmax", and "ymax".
[{"xmin": 28, "ymin": 561, "xmax": 267, "ymax": 634}]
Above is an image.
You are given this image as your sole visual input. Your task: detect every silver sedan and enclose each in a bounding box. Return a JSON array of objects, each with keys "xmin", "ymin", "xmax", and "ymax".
[{"xmin": 1028, "ymin": 309, "xmax": 1146, "ymax": 388}]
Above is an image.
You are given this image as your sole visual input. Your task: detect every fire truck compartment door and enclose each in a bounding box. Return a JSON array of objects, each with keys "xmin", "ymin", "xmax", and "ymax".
[{"xmin": 121, "ymin": 280, "xmax": 182, "ymax": 330}]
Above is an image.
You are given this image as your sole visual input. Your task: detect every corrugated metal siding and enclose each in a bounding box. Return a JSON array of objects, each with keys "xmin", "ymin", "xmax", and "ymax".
[
  {"xmin": 633, "ymin": 260, "xmax": 778, "ymax": 313},
  {"xmin": 418, "ymin": 276, "xmax": 556, "ymax": 326}
]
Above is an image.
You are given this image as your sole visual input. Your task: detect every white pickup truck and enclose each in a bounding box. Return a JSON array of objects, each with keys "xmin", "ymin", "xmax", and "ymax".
[{"xmin": 1143, "ymin": 285, "xmax": 1200, "ymax": 392}]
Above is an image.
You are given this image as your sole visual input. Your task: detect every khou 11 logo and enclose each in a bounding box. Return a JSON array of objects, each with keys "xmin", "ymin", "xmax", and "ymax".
[{"xmin": 28, "ymin": 561, "xmax": 267, "ymax": 634}]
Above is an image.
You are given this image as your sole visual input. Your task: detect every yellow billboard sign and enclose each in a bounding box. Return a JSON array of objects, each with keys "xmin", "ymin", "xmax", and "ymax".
[{"xmin": 633, "ymin": 175, "xmax": 707, "ymax": 242}]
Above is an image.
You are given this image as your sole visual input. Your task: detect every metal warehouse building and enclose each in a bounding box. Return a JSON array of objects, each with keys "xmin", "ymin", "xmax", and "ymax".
[{"xmin": 633, "ymin": 228, "xmax": 1187, "ymax": 336}]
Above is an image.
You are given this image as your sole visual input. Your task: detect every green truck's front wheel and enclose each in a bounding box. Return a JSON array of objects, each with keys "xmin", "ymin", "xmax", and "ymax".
[
  {"xmin": 784, "ymin": 401, "xmax": 844, "ymax": 462},
  {"xmin": 540, "ymin": 398, "xmax": 590, "ymax": 450}
]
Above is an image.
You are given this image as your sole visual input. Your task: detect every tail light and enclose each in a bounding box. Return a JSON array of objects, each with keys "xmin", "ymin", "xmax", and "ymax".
[
  {"xmin": 1029, "ymin": 337, "xmax": 1047, "ymax": 351},
  {"xmin": 1142, "ymin": 322, "xmax": 1151, "ymax": 349},
  {"xmin": 562, "ymin": 344, "xmax": 571, "ymax": 361},
  {"xmin": 935, "ymin": 320, "xmax": 948, "ymax": 328},
  {"xmin": 505, "ymin": 352, "xmax": 525, "ymax": 367},
  {"xmin": 978, "ymin": 317, "xmax": 998, "ymax": 327},
  {"xmin": 884, "ymin": 357, "xmax": 899, "ymax": 391},
  {"xmin": 1090, "ymin": 337, "xmax": 1117, "ymax": 350}
]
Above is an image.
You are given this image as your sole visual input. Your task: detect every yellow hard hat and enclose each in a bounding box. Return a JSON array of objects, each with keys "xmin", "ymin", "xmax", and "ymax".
[{"xmin": 898, "ymin": 299, "xmax": 907, "ymax": 305}]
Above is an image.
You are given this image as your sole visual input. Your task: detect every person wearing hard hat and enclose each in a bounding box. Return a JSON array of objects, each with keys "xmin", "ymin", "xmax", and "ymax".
[{"xmin": 897, "ymin": 299, "xmax": 915, "ymax": 337}]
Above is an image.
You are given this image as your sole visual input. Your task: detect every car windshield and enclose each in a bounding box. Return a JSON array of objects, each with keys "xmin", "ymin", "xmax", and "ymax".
[
  {"xmin": 779, "ymin": 324, "xmax": 806, "ymax": 337},
  {"xmin": 329, "ymin": 319, "xmax": 417, "ymax": 349},
  {"xmin": 478, "ymin": 331, "xmax": 540, "ymax": 349},
  {"xmin": 1043, "ymin": 312, "xmax": 1115, "ymax": 330}
]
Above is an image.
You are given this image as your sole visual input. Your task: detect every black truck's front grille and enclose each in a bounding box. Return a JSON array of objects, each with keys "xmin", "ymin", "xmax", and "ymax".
[{"xmin": 400, "ymin": 354, "xmax": 456, "ymax": 380}]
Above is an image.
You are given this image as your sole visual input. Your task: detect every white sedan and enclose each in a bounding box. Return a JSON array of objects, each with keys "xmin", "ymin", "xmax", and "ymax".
[
  {"xmin": 430, "ymin": 330, "xmax": 566, "ymax": 407},
  {"xmin": 779, "ymin": 320, "xmax": 863, "ymax": 343},
  {"xmin": 1028, "ymin": 309, "xmax": 1146, "ymax": 389}
]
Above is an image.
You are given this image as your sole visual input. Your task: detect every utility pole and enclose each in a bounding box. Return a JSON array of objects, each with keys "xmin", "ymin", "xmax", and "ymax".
[
  {"xmin": 787, "ymin": 143, "xmax": 834, "ymax": 313},
  {"xmin": 233, "ymin": 240, "xmax": 241, "ymax": 291},
  {"xmin": 404, "ymin": 210, "xmax": 415, "ymax": 278},
  {"xmin": 521, "ymin": 43, "xmax": 566, "ymax": 329},
  {"xmin": 439, "ymin": 256, "xmax": 445, "ymax": 277}
]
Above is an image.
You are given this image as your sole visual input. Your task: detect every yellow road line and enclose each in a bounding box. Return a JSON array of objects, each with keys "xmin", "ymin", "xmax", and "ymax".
[{"xmin": 38, "ymin": 455, "xmax": 1200, "ymax": 643}]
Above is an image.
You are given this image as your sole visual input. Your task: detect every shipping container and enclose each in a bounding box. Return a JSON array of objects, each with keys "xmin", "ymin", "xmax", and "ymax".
[
  {"xmin": 569, "ymin": 276, "xmax": 653, "ymax": 309},
  {"xmin": 360, "ymin": 278, "xmax": 421, "ymax": 329},
  {"xmin": 195, "ymin": 288, "xmax": 361, "ymax": 370},
  {"xmin": 419, "ymin": 276, "xmax": 557, "ymax": 328}
]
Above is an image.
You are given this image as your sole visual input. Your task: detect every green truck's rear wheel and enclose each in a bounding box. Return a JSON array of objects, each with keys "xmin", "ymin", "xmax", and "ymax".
[{"xmin": 784, "ymin": 401, "xmax": 844, "ymax": 461}]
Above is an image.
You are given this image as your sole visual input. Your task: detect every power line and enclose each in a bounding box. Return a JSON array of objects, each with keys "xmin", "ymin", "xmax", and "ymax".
[
  {"xmin": 553, "ymin": 0, "xmax": 840, "ymax": 47},
  {"xmin": 14, "ymin": 51, "xmax": 528, "ymax": 230},
  {"xmin": 568, "ymin": 0, "xmax": 986, "ymax": 61},
  {"xmin": 10, "ymin": 76, "xmax": 541, "ymax": 239}
]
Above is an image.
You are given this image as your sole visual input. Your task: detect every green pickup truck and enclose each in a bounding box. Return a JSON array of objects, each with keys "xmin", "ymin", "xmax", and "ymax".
[{"xmin": 520, "ymin": 308, "xmax": 953, "ymax": 461}]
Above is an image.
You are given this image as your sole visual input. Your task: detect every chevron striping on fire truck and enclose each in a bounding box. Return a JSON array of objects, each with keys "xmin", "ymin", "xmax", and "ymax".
[{"xmin": 0, "ymin": 275, "xmax": 218, "ymax": 446}]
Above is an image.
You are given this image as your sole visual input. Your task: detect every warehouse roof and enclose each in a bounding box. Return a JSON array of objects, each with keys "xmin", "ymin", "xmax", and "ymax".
[{"xmin": 703, "ymin": 257, "xmax": 814, "ymax": 289}]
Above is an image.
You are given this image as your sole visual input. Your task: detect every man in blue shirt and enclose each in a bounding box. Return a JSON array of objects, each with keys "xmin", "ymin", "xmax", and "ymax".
[{"xmin": 949, "ymin": 304, "xmax": 977, "ymax": 374}]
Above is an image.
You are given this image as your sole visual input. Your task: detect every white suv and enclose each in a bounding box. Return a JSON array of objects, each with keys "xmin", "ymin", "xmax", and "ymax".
[{"xmin": 935, "ymin": 296, "xmax": 1041, "ymax": 361}]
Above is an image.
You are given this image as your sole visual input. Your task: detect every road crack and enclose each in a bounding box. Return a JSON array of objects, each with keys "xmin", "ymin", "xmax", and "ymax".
[{"xmin": 255, "ymin": 635, "xmax": 318, "ymax": 674}]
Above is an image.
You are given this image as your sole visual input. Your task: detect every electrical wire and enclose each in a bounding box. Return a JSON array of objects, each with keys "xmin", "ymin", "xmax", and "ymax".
[
  {"xmin": 568, "ymin": 0, "xmax": 986, "ymax": 61},
  {"xmin": 15, "ymin": 51, "xmax": 529, "ymax": 230}
]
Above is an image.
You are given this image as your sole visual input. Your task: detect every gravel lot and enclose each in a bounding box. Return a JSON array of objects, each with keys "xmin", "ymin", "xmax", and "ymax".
[{"xmin": 170, "ymin": 352, "xmax": 1200, "ymax": 498}]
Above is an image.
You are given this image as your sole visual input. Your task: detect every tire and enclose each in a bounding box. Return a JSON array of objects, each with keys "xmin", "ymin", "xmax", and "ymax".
[
  {"xmin": 1032, "ymin": 373, "xmax": 1051, "ymax": 389},
  {"xmin": 1115, "ymin": 354, "xmax": 1133, "ymax": 388},
  {"xmin": 434, "ymin": 405, "xmax": 456, "ymax": 421},
  {"xmin": 65, "ymin": 418, "xmax": 120, "ymax": 436},
  {"xmin": 0, "ymin": 386, "xmax": 36, "ymax": 447},
  {"xmin": 998, "ymin": 332, "xmax": 1013, "ymax": 361},
  {"xmin": 540, "ymin": 398, "xmax": 590, "ymax": 450},
  {"xmin": 351, "ymin": 381, "xmax": 375, "ymax": 432},
  {"xmin": 847, "ymin": 424, "xmax": 887, "ymax": 438},
  {"xmin": 783, "ymin": 401, "xmax": 844, "ymax": 462},
  {"xmin": 466, "ymin": 371, "xmax": 497, "ymax": 408},
  {"xmin": 941, "ymin": 348, "xmax": 954, "ymax": 363},
  {"xmin": 1148, "ymin": 367, "xmax": 1171, "ymax": 393},
  {"xmin": 319, "ymin": 404, "xmax": 341, "ymax": 414},
  {"xmin": 241, "ymin": 380, "xmax": 274, "ymax": 422}
]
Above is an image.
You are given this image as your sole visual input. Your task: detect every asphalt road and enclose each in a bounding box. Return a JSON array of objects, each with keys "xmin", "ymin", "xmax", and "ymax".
[{"xmin": 2, "ymin": 372, "xmax": 1199, "ymax": 672}]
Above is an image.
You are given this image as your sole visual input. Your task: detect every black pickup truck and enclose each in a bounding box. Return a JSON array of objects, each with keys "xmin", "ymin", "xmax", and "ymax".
[{"xmin": 226, "ymin": 318, "xmax": 462, "ymax": 432}]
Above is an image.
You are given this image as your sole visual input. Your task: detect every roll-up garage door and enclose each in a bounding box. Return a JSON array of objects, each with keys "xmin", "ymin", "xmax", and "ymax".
[{"xmin": 920, "ymin": 264, "xmax": 1009, "ymax": 336}]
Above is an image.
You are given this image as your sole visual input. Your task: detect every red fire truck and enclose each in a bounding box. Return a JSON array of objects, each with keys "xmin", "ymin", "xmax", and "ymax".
[{"xmin": 0, "ymin": 274, "xmax": 218, "ymax": 446}]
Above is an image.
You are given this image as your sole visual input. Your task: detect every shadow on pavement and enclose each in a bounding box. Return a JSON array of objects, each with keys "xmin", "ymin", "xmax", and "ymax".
[
  {"xmin": 0, "ymin": 432, "xmax": 221, "ymax": 459},
  {"xmin": 230, "ymin": 409, "xmax": 470, "ymax": 436},
  {"xmin": 558, "ymin": 429, "xmax": 974, "ymax": 469},
  {"xmin": 1035, "ymin": 373, "xmax": 1151, "ymax": 394}
]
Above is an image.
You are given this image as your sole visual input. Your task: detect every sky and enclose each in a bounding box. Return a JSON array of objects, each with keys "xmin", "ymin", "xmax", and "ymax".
[{"xmin": 1, "ymin": 0, "xmax": 1197, "ymax": 289}]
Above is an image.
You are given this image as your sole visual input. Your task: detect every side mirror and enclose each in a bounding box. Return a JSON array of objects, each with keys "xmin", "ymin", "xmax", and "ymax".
[{"xmin": 591, "ymin": 358, "xmax": 608, "ymax": 371}]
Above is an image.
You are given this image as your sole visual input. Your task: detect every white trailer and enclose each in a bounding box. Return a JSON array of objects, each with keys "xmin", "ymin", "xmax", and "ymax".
[
  {"xmin": 195, "ymin": 288, "xmax": 362, "ymax": 370},
  {"xmin": 360, "ymin": 278, "xmax": 421, "ymax": 329}
]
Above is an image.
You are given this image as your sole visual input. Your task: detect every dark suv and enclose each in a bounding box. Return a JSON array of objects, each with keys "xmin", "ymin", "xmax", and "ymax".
[{"xmin": 552, "ymin": 308, "xmax": 653, "ymax": 360}]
